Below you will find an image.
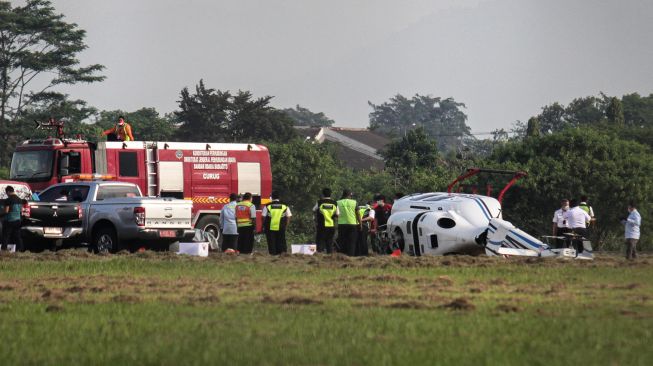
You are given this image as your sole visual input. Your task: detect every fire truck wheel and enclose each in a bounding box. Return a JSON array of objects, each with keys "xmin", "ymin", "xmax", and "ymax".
[
  {"xmin": 196, "ymin": 215, "xmax": 221, "ymax": 241},
  {"xmin": 93, "ymin": 226, "xmax": 120, "ymax": 254}
]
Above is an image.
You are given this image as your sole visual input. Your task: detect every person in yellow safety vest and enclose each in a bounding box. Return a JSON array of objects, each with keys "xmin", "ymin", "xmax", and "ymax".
[
  {"xmin": 101, "ymin": 116, "xmax": 135, "ymax": 141},
  {"xmin": 313, "ymin": 187, "xmax": 339, "ymax": 254},
  {"xmin": 236, "ymin": 192, "xmax": 257, "ymax": 254},
  {"xmin": 356, "ymin": 201, "xmax": 376, "ymax": 256},
  {"xmin": 263, "ymin": 191, "xmax": 292, "ymax": 255},
  {"xmin": 336, "ymin": 189, "xmax": 361, "ymax": 256}
]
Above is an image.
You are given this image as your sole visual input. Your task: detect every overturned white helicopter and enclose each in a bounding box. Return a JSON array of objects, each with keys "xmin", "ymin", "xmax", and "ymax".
[{"xmin": 383, "ymin": 169, "xmax": 593, "ymax": 259}]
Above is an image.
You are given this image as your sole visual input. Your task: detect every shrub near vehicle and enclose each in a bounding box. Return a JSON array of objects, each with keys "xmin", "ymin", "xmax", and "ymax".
[{"xmin": 22, "ymin": 181, "xmax": 194, "ymax": 252}]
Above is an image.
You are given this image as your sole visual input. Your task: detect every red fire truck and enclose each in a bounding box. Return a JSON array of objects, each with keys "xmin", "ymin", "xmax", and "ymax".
[{"xmin": 9, "ymin": 137, "xmax": 272, "ymax": 237}]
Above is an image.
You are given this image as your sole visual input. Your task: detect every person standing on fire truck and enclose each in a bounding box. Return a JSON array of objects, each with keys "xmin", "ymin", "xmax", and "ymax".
[
  {"xmin": 236, "ymin": 192, "xmax": 257, "ymax": 254},
  {"xmin": 263, "ymin": 191, "xmax": 291, "ymax": 255},
  {"xmin": 101, "ymin": 116, "xmax": 134, "ymax": 141}
]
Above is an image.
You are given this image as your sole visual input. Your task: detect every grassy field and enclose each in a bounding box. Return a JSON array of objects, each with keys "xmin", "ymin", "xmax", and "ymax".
[{"xmin": 0, "ymin": 251, "xmax": 651, "ymax": 366}]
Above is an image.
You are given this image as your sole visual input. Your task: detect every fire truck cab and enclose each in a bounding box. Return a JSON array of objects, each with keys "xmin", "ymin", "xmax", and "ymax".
[{"xmin": 10, "ymin": 138, "xmax": 272, "ymax": 237}]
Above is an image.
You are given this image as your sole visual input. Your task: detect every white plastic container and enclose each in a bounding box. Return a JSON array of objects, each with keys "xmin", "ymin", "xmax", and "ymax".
[
  {"xmin": 177, "ymin": 242, "xmax": 209, "ymax": 257},
  {"xmin": 291, "ymin": 244, "xmax": 317, "ymax": 255}
]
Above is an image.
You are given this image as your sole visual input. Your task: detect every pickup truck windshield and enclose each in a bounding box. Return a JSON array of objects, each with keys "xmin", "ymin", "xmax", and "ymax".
[
  {"xmin": 38, "ymin": 185, "xmax": 90, "ymax": 202},
  {"xmin": 96, "ymin": 185, "xmax": 141, "ymax": 200},
  {"xmin": 10, "ymin": 150, "xmax": 54, "ymax": 182}
]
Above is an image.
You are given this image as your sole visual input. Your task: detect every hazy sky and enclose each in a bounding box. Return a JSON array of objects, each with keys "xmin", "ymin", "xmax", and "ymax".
[{"xmin": 43, "ymin": 0, "xmax": 653, "ymax": 132}]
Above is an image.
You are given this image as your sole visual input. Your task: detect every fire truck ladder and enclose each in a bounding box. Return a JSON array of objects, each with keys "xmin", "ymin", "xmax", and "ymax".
[{"xmin": 145, "ymin": 142, "xmax": 158, "ymax": 197}]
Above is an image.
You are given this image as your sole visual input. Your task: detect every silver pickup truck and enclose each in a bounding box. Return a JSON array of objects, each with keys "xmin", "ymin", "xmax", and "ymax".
[{"xmin": 22, "ymin": 181, "xmax": 194, "ymax": 253}]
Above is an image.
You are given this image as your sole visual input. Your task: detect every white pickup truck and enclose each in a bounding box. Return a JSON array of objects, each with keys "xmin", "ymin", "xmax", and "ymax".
[{"xmin": 22, "ymin": 181, "xmax": 194, "ymax": 253}]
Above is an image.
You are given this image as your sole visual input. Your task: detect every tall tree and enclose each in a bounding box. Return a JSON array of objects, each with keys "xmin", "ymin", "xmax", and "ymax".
[
  {"xmin": 368, "ymin": 94, "xmax": 470, "ymax": 152},
  {"xmin": 0, "ymin": 0, "xmax": 104, "ymax": 123},
  {"xmin": 621, "ymin": 93, "xmax": 653, "ymax": 127},
  {"xmin": 175, "ymin": 80, "xmax": 296, "ymax": 143},
  {"xmin": 525, "ymin": 117, "xmax": 541, "ymax": 137},
  {"xmin": 605, "ymin": 97, "xmax": 625, "ymax": 127},
  {"xmin": 0, "ymin": 96, "xmax": 97, "ymax": 165},
  {"xmin": 565, "ymin": 96, "xmax": 608, "ymax": 126},
  {"xmin": 282, "ymin": 105, "xmax": 334, "ymax": 127},
  {"xmin": 537, "ymin": 102, "xmax": 566, "ymax": 134},
  {"xmin": 381, "ymin": 127, "xmax": 440, "ymax": 174}
]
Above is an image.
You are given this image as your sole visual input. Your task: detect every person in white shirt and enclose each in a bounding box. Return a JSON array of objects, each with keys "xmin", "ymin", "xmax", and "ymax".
[
  {"xmin": 552, "ymin": 199, "xmax": 570, "ymax": 248},
  {"xmin": 219, "ymin": 193, "xmax": 239, "ymax": 252},
  {"xmin": 563, "ymin": 199, "xmax": 591, "ymax": 253},
  {"xmin": 621, "ymin": 202, "xmax": 642, "ymax": 260}
]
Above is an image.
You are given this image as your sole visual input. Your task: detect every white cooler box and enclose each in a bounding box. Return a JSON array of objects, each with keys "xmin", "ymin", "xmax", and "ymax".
[
  {"xmin": 177, "ymin": 242, "xmax": 209, "ymax": 257},
  {"xmin": 291, "ymin": 244, "xmax": 317, "ymax": 255}
]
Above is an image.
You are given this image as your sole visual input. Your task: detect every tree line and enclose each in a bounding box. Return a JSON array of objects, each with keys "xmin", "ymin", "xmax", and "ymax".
[{"xmin": 1, "ymin": 0, "xmax": 651, "ymax": 250}]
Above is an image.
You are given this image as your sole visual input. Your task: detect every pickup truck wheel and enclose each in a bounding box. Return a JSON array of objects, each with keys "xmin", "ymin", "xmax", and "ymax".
[{"xmin": 93, "ymin": 227, "xmax": 119, "ymax": 254}]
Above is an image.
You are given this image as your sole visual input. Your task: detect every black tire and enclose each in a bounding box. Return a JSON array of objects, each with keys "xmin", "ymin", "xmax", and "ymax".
[
  {"xmin": 92, "ymin": 226, "xmax": 119, "ymax": 254},
  {"xmin": 195, "ymin": 215, "xmax": 221, "ymax": 242}
]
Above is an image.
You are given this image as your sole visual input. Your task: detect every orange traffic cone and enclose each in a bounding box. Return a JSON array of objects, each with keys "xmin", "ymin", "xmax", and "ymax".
[{"xmin": 390, "ymin": 249, "xmax": 401, "ymax": 257}]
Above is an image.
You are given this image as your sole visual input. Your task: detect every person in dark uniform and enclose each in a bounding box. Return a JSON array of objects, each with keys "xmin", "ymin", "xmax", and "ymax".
[
  {"xmin": 263, "ymin": 191, "xmax": 291, "ymax": 255},
  {"xmin": 1, "ymin": 186, "xmax": 26, "ymax": 252},
  {"xmin": 313, "ymin": 188, "xmax": 338, "ymax": 254}
]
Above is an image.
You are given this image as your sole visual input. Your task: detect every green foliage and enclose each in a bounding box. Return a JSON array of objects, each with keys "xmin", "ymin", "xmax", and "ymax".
[
  {"xmin": 0, "ymin": 97, "xmax": 98, "ymax": 165},
  {"xmin": 175, "ymin": 80, "xmax": 296, "ymax": 143},
  {"xmin": 96, "ymin": 108, "xmax": 176, "ymax": 142},
  {"xmin": 0, "ymin": 166, "xmax": 8, "ymax": 179},
  {"xmin": 606, "ymin": 97, "xmax": 625, "ymax": 126},
  {"xmin": 0, "ymin": 0, "xmax": 104, "ymax": 123},
  {"xmin": 268, "ymin": 139, "xmax": 401, "ymax": 214},
  {"xmin": 282, "ymin": 105, "xmax": 334, "ymax": 127},
  {"xmin": 381, "ymin": 127, "xmax": 440, "ymax": 171},
  {"xmin": 622, "ymin": 93, "xmax": 653, "ymax": 127},
  {"xmin": 379, "ymin": 127, "xmax": 452, "ymax": 192},
  {"xmin": 565, "ymin": 96, "xmax": 607, "ymax": 126},
  {"xmin": 368, "ymin": 94, "xmax": 470, "ymax": 152},
  {"xmin": 532, "ymin": 93, "xmax": 653, "ymax": 135},
  {"xmin": 615, "ymin": 125, "xmax": 653, "ymax": 150},
  {"xmin": 526, "ymin": 117, "xmax": 540, "ymax": 137},
  {"xmin": 267, "ymin": 139, "xmax": 342, "ymax": 211},
  {"xmin": 489, "ymin": 128, "xmax": 653, "ymax": 249}
]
